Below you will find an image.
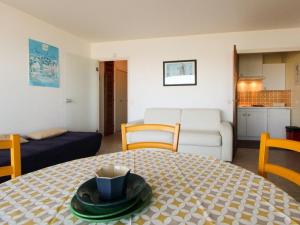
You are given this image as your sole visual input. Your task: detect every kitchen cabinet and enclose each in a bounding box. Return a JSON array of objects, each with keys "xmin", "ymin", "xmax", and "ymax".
[
  {"xmin": 262, "ymin": 64, "xmax": 286, "ymax": 90},
  {"xmin": 237, "ymin": 109, "xmax": 247, "ymax": 137},
  {"xmin": 239, "ymin": 54, "xmax": 263, "ymax": 77},
  {"xmin": 238, "ymin": 108, "xmax": 290, "ymax": 140},
  {"xmin": 238, "ymin": 108, "xmax": 267, "ymax": 140},
  {"xmin": 268, "ymin": 109, "xmax": 290, "ymax": 138},
  {"xmin": 246, "ymin": 109, "xmax": 268, "ymax": 138}
]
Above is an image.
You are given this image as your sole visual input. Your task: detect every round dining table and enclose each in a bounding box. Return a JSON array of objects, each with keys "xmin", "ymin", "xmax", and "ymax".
[{"xmin": 0, "ymin": 149, "xmax": 299, "ymax": 225}]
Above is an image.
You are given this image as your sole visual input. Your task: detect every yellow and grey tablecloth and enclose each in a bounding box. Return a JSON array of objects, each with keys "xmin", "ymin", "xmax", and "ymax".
[{"xmin": 0, "ymin": 149, "xmax": 299, "ymax": 225}]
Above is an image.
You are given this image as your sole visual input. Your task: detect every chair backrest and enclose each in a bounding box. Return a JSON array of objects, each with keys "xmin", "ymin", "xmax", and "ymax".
[
  {"xmin": 258, "ymin": 132, "xmax": 300, "ymax": 185},
  {"xmin": 121, "ymin": 123, "xmax": 180, "ymax": 152},
  {"xmin": 0, "ymin": 134, "xmax": 21, "ymax": 179}
]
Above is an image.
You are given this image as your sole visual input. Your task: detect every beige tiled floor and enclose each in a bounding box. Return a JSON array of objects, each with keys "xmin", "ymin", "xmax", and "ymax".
[
  {"xmin": 99, "ymin": 133, "xmax": 300, "ymax": 202},
  {"xmin": 98, "ymin": 132, "xmax": 122, "ymax": 155}
]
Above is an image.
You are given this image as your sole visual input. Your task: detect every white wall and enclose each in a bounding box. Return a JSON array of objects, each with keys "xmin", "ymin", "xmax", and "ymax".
[
  {"xmin": 0, "ymin": 2, "xmax": 93, "ymax": 134},
  {"xmin": 91, "ymin": 28, "xmax": 300, "ymax": 122},
  {"xmin": 3, "ymin": 0, "xmax": 300, "ymax": 133}
]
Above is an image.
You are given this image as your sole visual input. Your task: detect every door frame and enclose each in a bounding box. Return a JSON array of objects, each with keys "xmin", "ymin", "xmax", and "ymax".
[
  {"xmin": 98, "ymin": 59, "xmax": 129, "ymax": 135},
  {"xmin": 233, "ymin": 45, "xmax": 239, "ymax": 159},
  {"xmin": 114, "ymin": 66, "xmax": 128, "ymax": 132},
  {"xmin": 238, "ymin": 47, "xmax": 300, "ymax": 54}
]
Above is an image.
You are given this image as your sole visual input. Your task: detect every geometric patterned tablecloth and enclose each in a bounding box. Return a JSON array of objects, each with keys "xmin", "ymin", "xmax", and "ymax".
[{"xmin": 0, "ymin": 149, "xmax": 299, "ymax": 225}]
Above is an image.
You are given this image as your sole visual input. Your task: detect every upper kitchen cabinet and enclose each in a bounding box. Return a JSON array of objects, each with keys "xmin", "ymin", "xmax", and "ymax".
[
  {"xmin": 262, "ymin": 63, "xmax": 286, "ymax": 90},
  {"xmin": 239, "ymin": 54, "xmax": 263, "ymax": 77}
]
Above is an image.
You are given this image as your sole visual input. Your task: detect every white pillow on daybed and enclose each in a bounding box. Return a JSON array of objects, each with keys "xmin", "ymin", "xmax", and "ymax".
[{"xmin": 27, "ymin": 128, "xmax": 67, "ymax": 140}]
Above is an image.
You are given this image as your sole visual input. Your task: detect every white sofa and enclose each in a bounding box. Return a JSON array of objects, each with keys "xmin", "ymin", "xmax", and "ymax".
[{"xmin": 128, "ymin": 108, "xmax": 233, "ymax": 161}]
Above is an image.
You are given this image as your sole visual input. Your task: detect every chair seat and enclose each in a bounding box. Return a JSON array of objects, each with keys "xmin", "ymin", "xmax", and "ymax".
[{"xmin": 179, "ymin": 130, "xmax": 221, "ymax": 146}]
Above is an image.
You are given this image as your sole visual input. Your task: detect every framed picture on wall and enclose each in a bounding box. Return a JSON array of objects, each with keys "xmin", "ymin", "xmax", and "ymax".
[
  {"xmin": 29, "ymin": 39, "xmax": 60, "ymax": 88},
  {"xmin": 163, "ymin": 59, "xmax": 197, "ymax": 86}
]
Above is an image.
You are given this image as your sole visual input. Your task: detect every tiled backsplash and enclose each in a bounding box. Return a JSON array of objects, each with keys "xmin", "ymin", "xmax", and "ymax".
[{"xmin": 238, "ymin": 90, "xmax": 291, "ymax": 107}]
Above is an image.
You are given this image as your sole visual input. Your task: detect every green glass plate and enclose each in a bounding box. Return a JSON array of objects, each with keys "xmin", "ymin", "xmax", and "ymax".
[
  {"xmin": 72, "ymin": 185, "xmax": 146, "ymax": 217},
  {"xmin": 71, "ymin": 193, "xmax": 152, "ymax": 223},
  {"xmin": 70, "ymin": 196, "xmax": 139, "ymax": 218},
  {"xmin": 70, "ymin": 184, "xmax": 152, "ymax": 221}
]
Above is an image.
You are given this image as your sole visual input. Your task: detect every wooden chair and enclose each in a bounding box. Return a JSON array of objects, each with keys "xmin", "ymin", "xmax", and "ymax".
[
  {"xmin": 258, "ymin": 132, "xmax": 300, "ymax": 186},
  {"xmin": 0, "ymin": 134, "xmax": 21, "ymax": 179},
  {"xmin": 121, "ymin": 123, "xmax": 180, "ymax": 152}
]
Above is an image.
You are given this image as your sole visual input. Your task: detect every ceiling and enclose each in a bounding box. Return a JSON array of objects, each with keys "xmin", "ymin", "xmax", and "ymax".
[{"xmin": 2, "ymin": 0, "xmax": 300, "ymax": 42}]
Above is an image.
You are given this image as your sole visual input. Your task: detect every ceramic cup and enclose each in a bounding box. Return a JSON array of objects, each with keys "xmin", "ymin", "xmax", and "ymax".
[{"xmin": 95, "ymin": 164, "xmax": 130, "ymax": 201}]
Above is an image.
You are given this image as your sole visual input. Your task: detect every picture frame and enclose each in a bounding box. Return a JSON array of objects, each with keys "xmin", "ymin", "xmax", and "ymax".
[
  {"xmin": 29, "ymin": 39, "xmax": 60, "ymax": 88},
  {"xmin": 163, "ymin": 59, "xmax": 197, "ymax": 86}
]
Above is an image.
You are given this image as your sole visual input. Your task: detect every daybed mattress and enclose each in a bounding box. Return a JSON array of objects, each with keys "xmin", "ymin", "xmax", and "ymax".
[{"xmin": 0, "ymin": 131, "xmax": 102, "ymax": 182}]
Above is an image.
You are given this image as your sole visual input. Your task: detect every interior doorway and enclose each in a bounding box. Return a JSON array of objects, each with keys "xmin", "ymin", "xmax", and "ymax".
[{"xmin": 99, "ymin": 60, "xmax": 128, "ymax": 136}]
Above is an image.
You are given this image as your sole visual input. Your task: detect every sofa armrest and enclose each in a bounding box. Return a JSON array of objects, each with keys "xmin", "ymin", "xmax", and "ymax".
[{"xmin": 219, "ymin": 121, "xmax": 233, "ymax": 162}]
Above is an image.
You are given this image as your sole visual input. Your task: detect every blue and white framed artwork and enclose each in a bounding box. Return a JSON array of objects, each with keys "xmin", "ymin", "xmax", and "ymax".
[
  {"xmin": 163, "ymin": 60, "xmax": 197, "ymax": 86},
  {"xmin": 29, "ymin": 39, "xmax": 60, "ymax": 88}
]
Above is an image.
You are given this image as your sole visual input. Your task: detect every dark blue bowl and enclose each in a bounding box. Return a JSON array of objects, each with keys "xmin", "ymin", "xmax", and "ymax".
[
  {"xmin": 96, "ymin": 174, "xmax": 129, "ymax": 201},
  {"xmin": 95, "ymin": 165, "xmax": 130, "ymax": 201}
]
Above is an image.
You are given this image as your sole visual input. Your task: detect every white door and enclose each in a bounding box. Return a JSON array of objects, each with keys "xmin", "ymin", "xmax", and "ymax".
[
  {"xmin": 65, "ymin": 54, "xmax": 99, "ymax": 132},
  {"xmin": 246, "ymin": 109, "xmax": 268, "ymax": 139},
  {"xmin": 115, "ymin": 69, "xmax": 127, "ymax": 131},
  {"xmin": 237, "ymin": 109, "xmax": 247, "ymax": 138},
  {"xmin": 268, "ymin": 109, "xmax": 290, "ymax": 138}
]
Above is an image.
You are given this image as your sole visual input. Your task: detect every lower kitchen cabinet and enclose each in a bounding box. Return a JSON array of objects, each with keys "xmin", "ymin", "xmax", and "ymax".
[
  {"xmin": 237, "ymin": 109, "xmax": 247, "ymax": 137},
  {"xmin": 246, "ymin": 109, "xmax": 268, "ymax": 138},
  {"xmin": 268, "ymin": 109, "xmax": 291, "ymax": 138},
  {"xmin": 238, "ymin": 108, "xmax": 290, "ymax": 140}
]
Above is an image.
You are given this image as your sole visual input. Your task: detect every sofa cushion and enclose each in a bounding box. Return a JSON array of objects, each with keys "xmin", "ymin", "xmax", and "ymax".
[
  {"xmin": 179, "ymin": 130, "xmax": 221, "ymax": 146},
  {"xmin": 144, "ymin": 108, "xmax": 181, "ymax": 125},
  {"xmin": 127, "ymin": 131, "xmax": 173, "ymax": 144},
  {"xmin": 181, "ymin": 109, "xmax": 221, "ymax": 131}
]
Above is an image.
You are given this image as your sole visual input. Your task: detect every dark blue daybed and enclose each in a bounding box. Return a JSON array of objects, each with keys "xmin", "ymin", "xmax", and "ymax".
[{"xmin": 0, "ymin": 131, "xmax": 102, "ymax": 182}]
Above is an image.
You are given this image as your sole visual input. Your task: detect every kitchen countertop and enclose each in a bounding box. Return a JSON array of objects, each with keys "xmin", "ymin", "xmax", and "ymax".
[{"xmin": 238, "ymin": 106, "xmax": 291, "ymax": 109}]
